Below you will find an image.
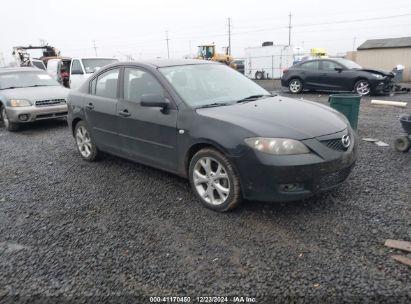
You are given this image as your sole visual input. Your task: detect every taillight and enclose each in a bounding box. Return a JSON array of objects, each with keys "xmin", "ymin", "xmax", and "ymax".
[{"xmin": 283, "ymin": 68, "xmax": 289, "ymax": 75}]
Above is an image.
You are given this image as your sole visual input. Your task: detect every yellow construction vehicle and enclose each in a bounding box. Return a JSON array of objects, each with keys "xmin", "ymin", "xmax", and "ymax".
[
  {"xmin": 197, "ymin": 44, "xmax": 233, "ymax": 64},
  {"xmin": 310, "ymin": 48, "xmax": 328, "ymax": 58}
]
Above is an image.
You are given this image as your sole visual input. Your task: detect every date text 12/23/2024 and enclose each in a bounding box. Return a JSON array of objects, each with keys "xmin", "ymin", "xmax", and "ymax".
[{"xmin": 149, "ymin": 296, "xmax": 257, "ymax": 303}]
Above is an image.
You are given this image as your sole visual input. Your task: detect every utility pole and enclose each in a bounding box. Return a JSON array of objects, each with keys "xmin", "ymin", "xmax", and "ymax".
[
  {"xmin": 228, "ymin": 18, "xmax": 231, "ymax": 56},
  {"xmin": 165, "ymin": 31, "xmax": 170, "ymax": 59},
  {"xmin": 352, "ymin": 36, "xmax": 357, "ymax": 51},
  {"xmin": 93, "ymin": 40, "xmax": 98, "ymax": 57},
  {"xmin": 288, "ymin": 12, "xmax": 292, "ymax": 46},
  {"xmin": 189, "ymin": 40, "xmax": 192, "ymax": 58}
]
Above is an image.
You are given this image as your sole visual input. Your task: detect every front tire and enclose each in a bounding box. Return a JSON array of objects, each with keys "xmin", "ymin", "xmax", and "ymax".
[
  {"xmin": 189, "ymin": 148, "xmax": 242, "ymax": 212},
  {"xmin": 1, "ymin": 106, "xmax": 19, "ymax": 131},
  {"xmin": 394, "ymin": 136, "xmax": 411, "ymax": 152},
  {"xmin": 354, "ymin": 79, "xmax": 371, "ymax": 96},
  {"xmin": 288, "ymin": 78, "xmax": 303, "ymax": 94},
  {"xmin": 74, "ymin": 121, "xmax": 100, "ymax": 161}
]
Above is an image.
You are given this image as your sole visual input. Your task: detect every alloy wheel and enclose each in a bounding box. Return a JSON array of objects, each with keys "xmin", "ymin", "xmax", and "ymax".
[
  {"xmin": 289, "ymin": 79, "xmax": 302, "ymax": 93},
  {"xmin": 193, "ymin": 157, "xmax": 230, "ymax": 206},
  {"xmin": 76, "ymin": 126, "xmax": 92, "ymax": 158},
  {"xmin": 355, "ymin": 81, "xmax": 370, "ymax": 95}
]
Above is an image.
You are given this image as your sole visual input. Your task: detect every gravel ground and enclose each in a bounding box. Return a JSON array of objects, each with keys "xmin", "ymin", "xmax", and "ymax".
[{"xmin": 0, "ymin": 85, "xmax": 410, "ymax": 303}]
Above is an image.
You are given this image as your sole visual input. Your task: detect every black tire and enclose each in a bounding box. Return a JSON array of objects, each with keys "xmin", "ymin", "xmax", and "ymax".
[
  {"xmin": 74, "ymin": 121, "xmax": 101, "ymax": 161},
  {"xmin": 394, "ymin": 136, "xmax": 411, "ymax": 152},
  {"xmin": 288, "ymin": 78, "xmax": 303, "ymax": 94},
  {"xmin": 353, "ymin": 79, "xmax": 371, "ymax": 96},
  {"xmin": 1, "ymin": 106, "xmax": 20, "ymax": 131},
  {"xmin": 255, "ymin": 71, "xmax": 264, "ymax": 80},
  {"xmin": 189, "ymin": 148, "xmax": 242, "ymax": 212}
]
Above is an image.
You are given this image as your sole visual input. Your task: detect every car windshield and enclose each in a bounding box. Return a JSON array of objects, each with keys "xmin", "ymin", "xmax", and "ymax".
[
  {"xmin": 159, "ymin": 64, "xmax": 270, "ymax": 108},
  {"xmin": 333, "ymin": 58, "xmax": 362, "ymax": 69},
  {"xmin": 82, "ymin": 59, "xmax": 118, "ymax": 74},
  {"xmin": 0, "ymin": 71, "xmax": 59, "ymax": 90}
]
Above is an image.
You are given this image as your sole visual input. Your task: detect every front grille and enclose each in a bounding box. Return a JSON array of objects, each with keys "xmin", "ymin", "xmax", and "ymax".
[
  {"xmin": 319, "ymin": 165, "xmax": 353, "ymax": 190},
  {"xmin": 35, "ymin": 99, "xmax": 66, "ymax": 107},
  {"xmin": 321, "ymin": 138, "xmax": 347, "ymax": 151}
]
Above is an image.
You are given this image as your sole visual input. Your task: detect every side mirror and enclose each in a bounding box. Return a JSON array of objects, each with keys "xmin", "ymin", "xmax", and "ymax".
[
  {"xmin": 334, "ymin": 67, "xmax": 343, "ymax": 72},
  {"xmin": 71, "ymin": 69, "xmax": 84, "ymax": 75},
  {"xmin": 140, "ymin": 94, "xmax": 169, "ymax": 109}
]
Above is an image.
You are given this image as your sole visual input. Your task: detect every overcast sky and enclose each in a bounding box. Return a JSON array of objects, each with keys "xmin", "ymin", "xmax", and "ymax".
[{"xmin": 1, "ymin": 0, "xmax": 410, "ymax": 64}]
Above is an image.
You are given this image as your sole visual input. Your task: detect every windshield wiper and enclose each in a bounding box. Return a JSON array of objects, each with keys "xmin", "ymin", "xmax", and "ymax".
[
  {"xmin": 196, "ymin": 102, "xmax": 231, "ymax": 109},
  {"xmin": 25, "ymin": 84, "xmax": 50, "ymax": 87},
  {"xmin": 236, "ymin": 94, "xmax": 272, "ymax": 103}
]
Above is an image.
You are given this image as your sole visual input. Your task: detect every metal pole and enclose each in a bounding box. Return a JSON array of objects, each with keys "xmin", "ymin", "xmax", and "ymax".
[
  {"xmin": 165, "ymin": 31, "xmax": 170, "ymax": 59},
  {"xmin": 288, "ymin": 12, "xmax": 292, "ymax": 46},
  {"xmin": 352, "ymin": 36, "xmax": 357, "ymax": 51},
  {"xmin": 93, "ymin": 40, "xmax": 98, "ymax": 57},
  {"xmin": 228, "ymin": 18, "xmax": 231, "ymax": 56}
]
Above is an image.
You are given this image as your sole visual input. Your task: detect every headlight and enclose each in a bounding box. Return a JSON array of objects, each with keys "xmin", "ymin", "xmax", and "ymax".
[
  {"xmin": 244, "ymin": 137, "xmax": 310, "ymax": 155},
  {"xmin": 371, "ymin": 73, "xmax": 384, "ymax": 79},
  {"xmin": 9, "ymin": 99, "xmax": 32, "ymax": 107}
]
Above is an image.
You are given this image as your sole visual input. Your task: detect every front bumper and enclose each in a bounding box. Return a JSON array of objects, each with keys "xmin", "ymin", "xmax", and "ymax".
[
  {"xmin": 233, "ymin": 130, "xmax": 358, "ymax": 202},
  {"xmin": 5, "ymin": 104, "xmax": 68, "ymax": 123},
  {"xmin": 370, "ymin": 78, "xmax": 394, "ymax": 94}
]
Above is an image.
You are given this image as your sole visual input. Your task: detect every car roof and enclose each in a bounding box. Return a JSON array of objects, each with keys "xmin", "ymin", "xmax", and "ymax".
[
  {"xmin": 114, "ymin": 59, "xmax": 217, "ymax": 68},
  {"xmin": 0, "ymin": 67, "xmax": 44, "ymax": 74}
]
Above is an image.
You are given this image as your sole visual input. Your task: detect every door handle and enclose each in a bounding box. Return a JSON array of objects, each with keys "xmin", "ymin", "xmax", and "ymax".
[
  {"xmin": 85, "ymin": 103, "xmax": 94, "ymax": 110},
  {"xmin": 118, "ymin": 109, "xmax": 131, "ymax": 117}
]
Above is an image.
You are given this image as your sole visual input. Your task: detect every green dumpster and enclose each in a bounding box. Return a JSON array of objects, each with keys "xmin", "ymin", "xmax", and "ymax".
[{"xmin": 328, "ymin": 94, "xmax": 361, "ymax": 130}]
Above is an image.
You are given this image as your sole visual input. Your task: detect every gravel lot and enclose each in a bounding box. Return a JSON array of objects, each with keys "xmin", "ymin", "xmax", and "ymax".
[{"xmin": 0, "ymin": 82, "xmax": 410, "ymax": 303}]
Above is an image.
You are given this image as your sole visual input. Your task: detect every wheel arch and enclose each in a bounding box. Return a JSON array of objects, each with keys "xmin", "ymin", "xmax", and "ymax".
[
  {"xmin": 71, "ymin": 117, "xmax": 82, "ymax": 136},
  {"xmin": 184, "ymin": 141, "xmax": 229, "ymax": 177},
  {"xmin": 288, "ymin": 76, "xmax": 303, "ymax": 86},
  {"xmin": 352, "ymin": 77, "xmax": 369, "ymax": 89}
]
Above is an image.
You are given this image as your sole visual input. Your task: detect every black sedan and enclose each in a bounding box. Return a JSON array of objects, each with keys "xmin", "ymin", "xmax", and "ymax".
[
  {"xmin": 67, "ymin": 60, "xmax": 357, "ymax": 212},
  {"xmin": 281, "ymin": 58, "xmax": 394, "ymax": 96}
]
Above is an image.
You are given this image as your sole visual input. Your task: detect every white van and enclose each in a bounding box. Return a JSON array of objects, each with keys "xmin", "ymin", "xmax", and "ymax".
[{"xmin": 46, "ymin": 57, "xmax": 118, "ymax": 89}]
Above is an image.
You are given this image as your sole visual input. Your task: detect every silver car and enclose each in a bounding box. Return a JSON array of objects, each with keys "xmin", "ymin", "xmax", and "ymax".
[{"xmin": 0, "ymin": 67, "xmax": 69, "ymax": 131}]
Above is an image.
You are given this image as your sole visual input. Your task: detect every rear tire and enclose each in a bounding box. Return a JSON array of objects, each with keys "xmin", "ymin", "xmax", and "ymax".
[
  {"xmin": 1, "ymin": 106, "xmax": 19, "ymax": 131},
  {"xmin": 255, "ymin": 71, "xmax": 264, "ymax": 80},
  {"xmin": 189, "ymin": 148, "xmax": 242, "ymax": 212},
  {"xmin": 74, "ymin": 121, "xmax": 100, "ymax": 161},
  {"xmin": 288, "ymin": 78, "xmax": 303, "ymax": 94},
  {"xmin": 394, "ymin": 136, "xmax": 411, "ymax": 152},
  {"xmin": 354, "ymin": 79, "xmax": 371, "ymax": 96}
]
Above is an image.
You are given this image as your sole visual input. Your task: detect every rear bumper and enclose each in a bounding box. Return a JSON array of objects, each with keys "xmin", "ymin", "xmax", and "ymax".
[
  {"xmin": 232, "ymin": 132, "xmax": 358, "ymax": 202},
  {"xmin": 6, "ymin": 104, "xmax": 68, "ymax": 123}
]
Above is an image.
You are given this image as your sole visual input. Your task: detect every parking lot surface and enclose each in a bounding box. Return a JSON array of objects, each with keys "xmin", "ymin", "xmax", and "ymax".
[{"xmin": 0, "ymin": 86, "xmax": 410, "ymax": 303}]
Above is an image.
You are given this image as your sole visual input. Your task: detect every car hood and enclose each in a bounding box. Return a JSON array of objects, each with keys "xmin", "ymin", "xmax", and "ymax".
[
  {"xmin": 357, "ymin": 68, "xmax": 394, "ymax": 78},
  {"xmin": 196, "ymin": 96, "xmax": 348, "ymax": 140},
  {"xmin": 0, "ymin": 86, "xmax": 69, "ymax": 102}
]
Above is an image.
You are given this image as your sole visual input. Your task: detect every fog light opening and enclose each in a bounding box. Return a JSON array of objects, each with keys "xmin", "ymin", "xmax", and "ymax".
[
  {"xmin": 279, "ymin": 183, "xmax": 304, "ymax": 192},
  {"xmin": 19, "ymin": 114, "xmax": 29, "ymax": 121}
]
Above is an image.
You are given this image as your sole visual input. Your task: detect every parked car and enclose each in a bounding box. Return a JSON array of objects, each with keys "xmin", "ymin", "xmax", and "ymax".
[
  {"xmin": 47, "ymin": 57, "xmax": 119, "ymax": 89},
  {"xmin": 231, "ymin": 59, "xmax": 245, "ymax": 74},
  {"xmin": 281, "ymin": 58, "xmax": 394, "ymax": 96},
  {"xmin": 67, "ymin": 60, "xmax": 357, "ymax": 212},
  {"xmin": 0, "ymin": 68, "xmax": 69, "ymax": 131}
]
